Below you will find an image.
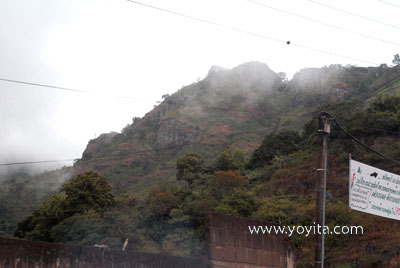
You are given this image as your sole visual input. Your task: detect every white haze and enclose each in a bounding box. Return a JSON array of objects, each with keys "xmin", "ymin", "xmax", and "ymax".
[{"xmin": 0, "ymin": 0, "xmax": 399, "ymax": 172}]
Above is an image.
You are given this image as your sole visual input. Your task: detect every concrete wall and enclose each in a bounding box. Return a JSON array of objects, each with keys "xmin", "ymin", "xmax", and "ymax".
[
  {"xmin": 0, "ymin": 213, "xmax": 295, "ymax": 268},
  {"xmin": 0, "ymin": 237, "xmax": 212, "ymax": 268},
  {"xmin": 207, "ymin": 213, "xmax": 295, "ymax": 268}
]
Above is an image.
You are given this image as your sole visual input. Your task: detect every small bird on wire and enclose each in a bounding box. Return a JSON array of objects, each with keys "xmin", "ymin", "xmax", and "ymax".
[
  {"xmin": 286, "ymin": 41, "xmax": 290, "ymax": 45},
  {"xmin": 122, "ymin": 238, "xmax": 128, "ymax": 251}
]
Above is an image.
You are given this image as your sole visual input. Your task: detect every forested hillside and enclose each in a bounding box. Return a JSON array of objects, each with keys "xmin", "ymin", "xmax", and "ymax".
[
  {"xmin": 2, "ymin": 62, "xmax": 400, "ymax": 267},
  {"xmin": 74, "ymin": 62, "xmax": 400, "ymax": 196}
]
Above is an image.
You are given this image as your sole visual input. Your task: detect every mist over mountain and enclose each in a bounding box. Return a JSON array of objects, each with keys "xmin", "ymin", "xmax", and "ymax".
[
  {"xmin": 2, "ymin": 61, "xmax": 400, "ymax": 266},
  {"xmin": 3, "ymin": 61, "xmax": 400, "ymax": 190},
  {"xmin": 3, "ymin": 61, "xmax": 400, "ymax": 191},
  {"xmin": 71, "ymin": 62, "xmax": 400, "ymax": 193}
]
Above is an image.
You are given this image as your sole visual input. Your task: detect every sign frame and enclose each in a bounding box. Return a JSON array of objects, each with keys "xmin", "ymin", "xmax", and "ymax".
[{"xmin": 349, "ymin": 156, "xmax": 400, "ymax": 221}]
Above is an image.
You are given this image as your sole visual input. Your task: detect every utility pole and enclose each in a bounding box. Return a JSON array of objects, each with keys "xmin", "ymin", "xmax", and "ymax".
[{"xmin": 314, "ymin": 114, "xmax": 330, "ymax": 268}]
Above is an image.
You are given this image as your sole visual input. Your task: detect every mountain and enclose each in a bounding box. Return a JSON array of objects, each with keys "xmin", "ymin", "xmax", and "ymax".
[
  {"xmin": 74, "ymin": 62, "xmax": 400, "ymax": 194},
  {"xmin": 2, "ymin": 61, "xmax": 400, "ymax": 267}
]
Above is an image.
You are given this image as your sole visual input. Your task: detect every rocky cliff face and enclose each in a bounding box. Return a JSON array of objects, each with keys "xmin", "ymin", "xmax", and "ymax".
[
  {"xmin": 156, "ymin": 120, "xmax": 199, "ymax": 146},
  {"xmin": 82, "ymin": 132, "xmax": 118, "ymax": 160},
  {"xmin": 75, "ymin": 62, "xmax": 400, "ymax": 194}
]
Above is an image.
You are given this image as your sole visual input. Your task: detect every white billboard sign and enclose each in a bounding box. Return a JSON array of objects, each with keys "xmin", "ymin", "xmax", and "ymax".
[{"xmin": 349, "ymin": 158, "xmax": 400, "ymax": 220}]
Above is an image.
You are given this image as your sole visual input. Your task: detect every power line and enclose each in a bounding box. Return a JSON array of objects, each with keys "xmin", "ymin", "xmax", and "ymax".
[
  {"xmin": 3, "ymin": 106, "xmax": 400, "ymax": 168},
  {"xmin": 2, "ymin": 209, "xmax": 89, "ymax": 214},
  {"xmin": 0, "ymin": 78, "xmax": 149, "ymax": 101},
  {"xmin": 307, "ymin": 0, "xmax": 400, "ymax": 30},
  {"xmin": 127, "ymin": 0, "xmax": 285, "ymax": 42},
  {"xmin": 1, "ymin": 203, "xmax": 141, "ymax": 215},
  {"xmin": 333, "ymin": 118, "xmax": 400, "ymax": 165},
  {"xmin": 0, "ymin": 148, "xmax": 154, "ymax": 167},
  {"xmin": 0, "ymin": 147, "xmax": 155, "ymax": 167},
  {"xmin": 290, "ymin": 43, "xmax": 377, "ymax": 65},
  {"xmin": 163, "ymin": 99, "xmax": 257, "ymax": 113},
  {"xmin": 0, "ymin": 159, "xmax": 77, "ymax": 167},
  {"xmin": 1, "ymin": 120, "xmax": 270, "ymax": 168},
  {"xmin": 1, "ymin": 207, "xmax": 120, "ymax": 215},
  {"xmin": 305, "ymin": 112, "xmax": 400, "ymax": 164},
  {"xmin": 126, "ymin": 0, "xmax": 378, "ymax": 65},
  {"xmin": 0, "ymin": 139, "xmax": 229, "ymax": 167},
  {"xmin": 370, "ymin": 127, "xmax": 400, "ymax": 134},
  {"xmin": 378, "ymin": 0, "xmax": 400, "ymax": 9},
  {"xmin": 0, "ymin": 77, "xmax": 263, "ymax": 113},
  {"xmin": 0, "ymin": 78, "xmax": 84, "ymax": 93},
  {"xmin": 246, "ymin": 0, "xmax": 400, "ymax": 47}
]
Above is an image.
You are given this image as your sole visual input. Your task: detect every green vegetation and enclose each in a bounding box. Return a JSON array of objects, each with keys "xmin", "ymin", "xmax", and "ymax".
[
  {"xmin": 176, "ymin": 152, "xmax": 204, "ymax": 185},
  {"xmin": 393, "ymin": 54, "xmax": 400, "ymax": 65},
  {"xmin": 3, "ymin": 63, "xmax": 400, "ymax": 267},
  {"xmin": 0, "ymin": 169, "xmax": 72, "ymax": 237},
  {"xmin": 247, "ymin": 130, "xmax": 301, "ymax": 169},
  {"xmin": 10, "ymin": 94, "xmax": 400, "ymax": 266},
  {"xmin": 14, "ymin": 171, "xmax": 115, "ymax": 242},
  {"xmin": 61, "ymin": 171, "xmax": 115, "ymax": 213}
]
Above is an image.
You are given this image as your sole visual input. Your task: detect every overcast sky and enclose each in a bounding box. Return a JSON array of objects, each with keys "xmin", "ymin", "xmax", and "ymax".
[{"xmin": 0, "ymin": 0, "xmax": 399, "ymax": 171}]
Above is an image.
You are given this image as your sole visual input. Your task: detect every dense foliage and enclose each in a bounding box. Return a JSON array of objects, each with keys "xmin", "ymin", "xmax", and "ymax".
[
  {"xmin": 0, "ymin": 169, "xmax": 72, "ymax": 237},
  {"xmin": 247, "ymin": 130, "xmax": 301, "ymax": 169},
  {"xmin": 2, "ymin": 63, "xmax": 400, "ymax": 267},
  {"xmin": 10, "ymin": 94, "xmax": 400, "ymax": 266},
  {"xmin": 14, "ymin": 171, "xmax": 115, "ymax": 242}
]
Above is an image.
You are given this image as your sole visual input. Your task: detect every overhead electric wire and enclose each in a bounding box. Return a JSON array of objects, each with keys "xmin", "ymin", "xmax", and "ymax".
[
  {"xmin": 5, "ymin": 209, "xmax": 93, "ymax": 214},
  {"xmin": 163, "ymin": 100, "xmax": 255, "ymax": 113},
  {"xmin": 333, "ymin": 118, "xmax": 400, "ymax": 165},
  {"xmin": 0, "ymin": 78, "xmax": 148, "ymax": 101},
  {"xmin": 295, "ymin": 42, "xmax": 379, "ymax": 65},
  {"xmin": 2, "ymin": 207, "xmax": 121, "ymax": 215},
  {"xmin": 2, "ymin": 204, "xmax": 140, "ymax": 215},
  {"xmin": 126, "ymin": 0, "xmax": 378, "ymax": 65},
  {"xmin": 370, "ymin": 127, "xmax": 400, "ymax": 134},
  {"xmin": 0, "ymin": 78, "xmax": 84, "ymax": 93},
  {"xmin": 0, "ymin": 139, "xmax": 228, "ymax": 167},
  {"xmin": 378, "ymin": 0, "xmax": 400, "ymax": 9},
  {"xmin": 0, "ymin": 120, "xmax": 270, "ymax": 168},
  {"xmin": 0, "ymin": 146, "xmax": 157, "ymax": 167},
  {"xmin": 303, "ymin": 111, "xmax": 332, "ymax": 139},
  {"xmin": 0, "ymin": 149, "xmax": 153, "ymax": 167},
  {"xmin": 305, "ymin": 112, "xmax": 400, "ymax": 164},
  {"xmin": 0, "ymin": 77, "xmax": 259, "ymax": 113},
  {"xmin": 307, "ymin": 0, "xmax": 400, "ymax": 30},
  {"xmin": 126, "ymin": 0, "xmax": 285, "ymax": 42},
  {"xmin": 3, "ymin": 107, "xmax": 400, "ymax": 168},
  {"xmin": 4, "ymin": 113, "xmax": 399, "ymax": 168},
  {"xmin": 0, "ymin": 159, "xmax": 77, "ymax": 167},
  {"xmin": 246, "ymin": 0, "xmax": 400, "ymax": 47},
  {"xmin": 0, "ymin": 147, "xmax": 155, "ymax": 167}
]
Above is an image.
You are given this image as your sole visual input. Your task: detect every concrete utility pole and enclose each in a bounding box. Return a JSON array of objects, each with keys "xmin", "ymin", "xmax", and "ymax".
[{"xmin": 314, "ymin": 115, "xmax": 330, "ymax": 268}]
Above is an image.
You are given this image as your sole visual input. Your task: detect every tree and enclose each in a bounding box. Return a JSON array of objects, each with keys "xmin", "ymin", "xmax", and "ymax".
[
  {"xmin": 215, "ymin": 188, "xmax": 257, "ymax": 217},
  {"xmin": 247, "ymin": 130, "xmax": 301, "ymax": 169},
  {"xmin": 176, "ymin": 153, "xmax": 204, "ymax": 185},
  {"xmin": 215, "ymin": 150, "xmax": 238, "ymax": 171},
  {"xmin": 232, "ymin": 149, "xmax": 246, "ymax": 169},
  {"xmin": 278, "ymin": 72, "xmax": 288, "ymax": 83},
  {"xmin": 14, "ymin": 193, "xmax": 69, "ymax": 241},
  {"xmin": 210, "ymin": 170, "xmax": 247, "ymax": 200},
  {"xmin": 393, "ymin": 54, "xmax": 400, "ymax": 65},
  {"xmin": 14, "ymin": 171, "xmax": 115, "ymax": 242},
  {"xmin": 61, "ymin": 171, "xmax": 115, "ymax": 213},
  {"xmin": 148, "ymin": 190, "xmax": 180, "ymax": 219}
]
